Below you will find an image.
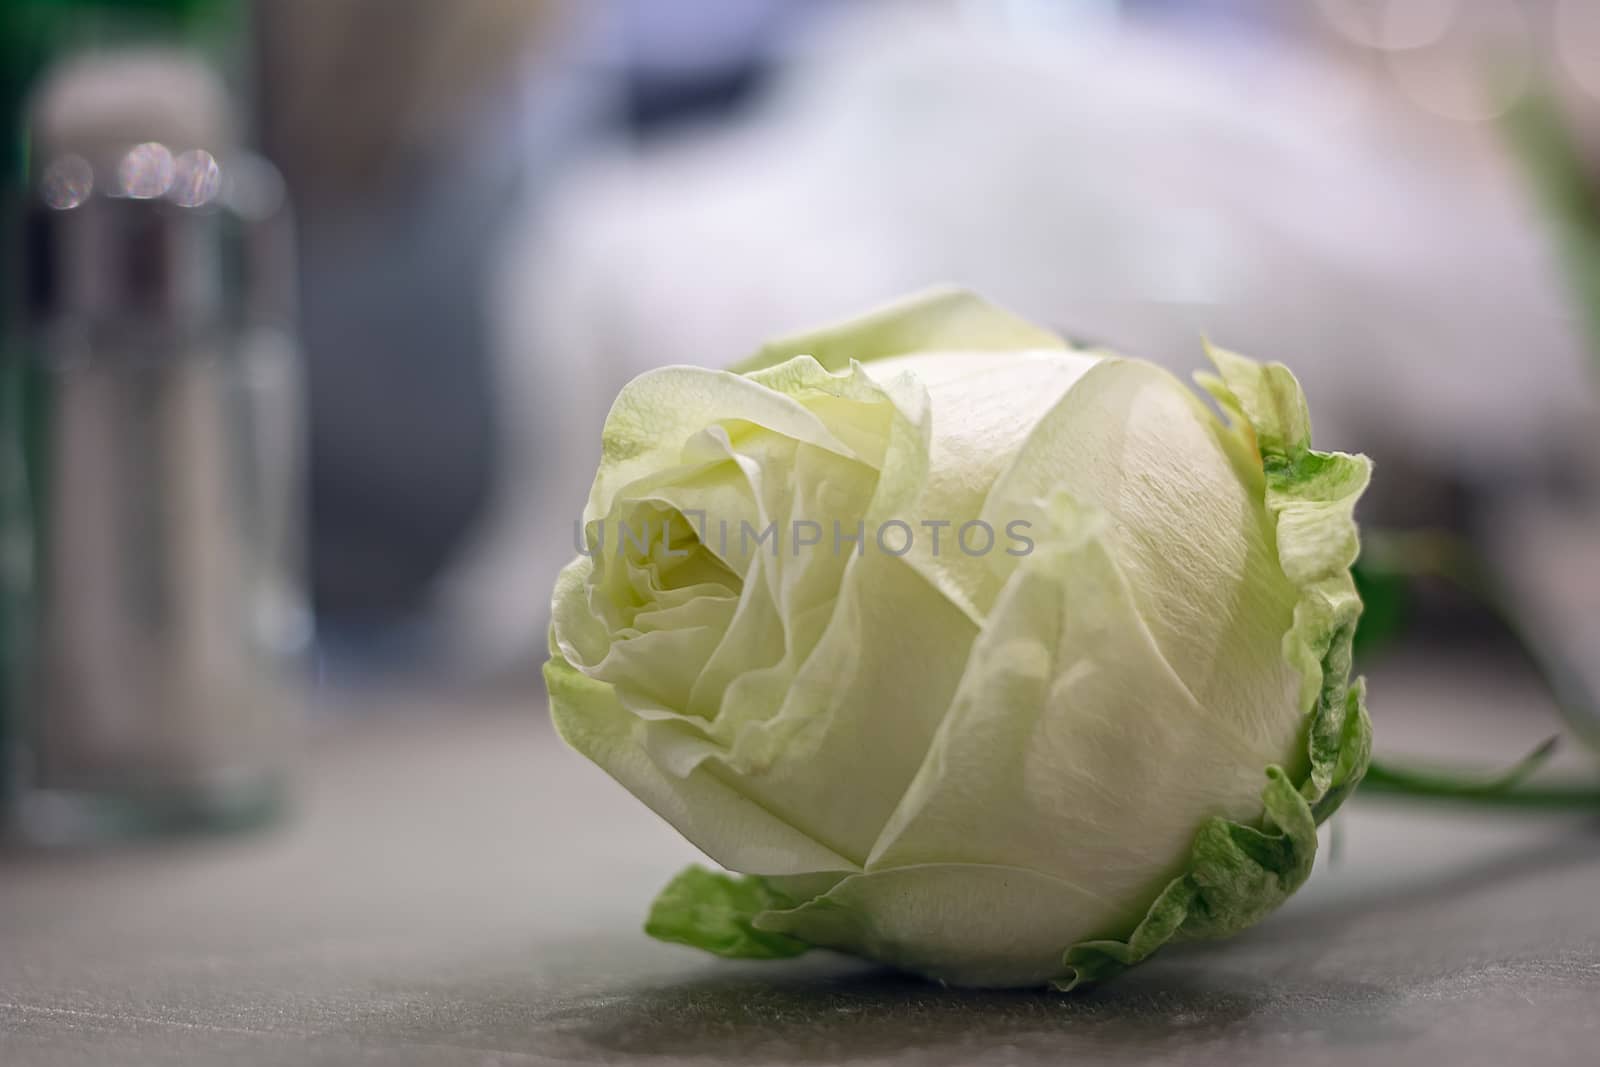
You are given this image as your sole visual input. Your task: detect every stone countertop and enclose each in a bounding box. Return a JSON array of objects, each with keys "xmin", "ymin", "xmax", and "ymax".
[{"xmin": 2, "ymin": 653, "xmax": 1598, "ymax": 1066}]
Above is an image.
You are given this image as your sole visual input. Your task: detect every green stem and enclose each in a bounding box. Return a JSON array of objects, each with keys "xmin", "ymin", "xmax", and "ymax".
[
  {"xmin": 1360, "ymin": 529, "xmax": 1600, "ymax": 757},
  {"xmin": 1358, "ymin": 529, "xmax": 1600, "ymax": 809},
  {"xmin": 1362, "ymin": 762, "xmax": 1600, "ymax": 810}
]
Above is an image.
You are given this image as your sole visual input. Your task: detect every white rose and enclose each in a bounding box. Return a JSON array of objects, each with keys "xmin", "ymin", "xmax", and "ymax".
[{"xmin": 547, "ymin": 289, "xmax": 1371, "ymax": 988}]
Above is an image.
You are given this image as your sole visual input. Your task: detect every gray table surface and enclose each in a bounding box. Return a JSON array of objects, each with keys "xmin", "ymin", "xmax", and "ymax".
[{"xmin": 3, "ymin": 652, "xmax": 1598, "ymax": 1066}]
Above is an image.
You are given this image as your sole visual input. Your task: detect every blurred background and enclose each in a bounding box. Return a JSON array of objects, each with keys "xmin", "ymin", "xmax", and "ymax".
[
  {"xmin": 3, "ymin": 0, "xmax": 1600, "ymax": 836},
  {"xmin": 258, "ymin": 0, "xmax": 1600, "ymax": 703},
  {"xmin": 268, "ymin": 0, "xmax": 1600, "ymax": 681},
  {"xmin": 7, "ymin": 9, "xmax": 1600, "ymax": 1057}
]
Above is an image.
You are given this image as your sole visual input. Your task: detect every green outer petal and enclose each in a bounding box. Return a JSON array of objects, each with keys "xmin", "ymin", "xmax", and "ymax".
[
  {"xmin": 1054, "ymin": 345, "xmax": 1373, "ymax": 991},
  {"xmin": 645, "ymin": 866, "xmax": 810, "ymax": 959},
  {"xmin": 731, "ymin": 287, "xmax": 1066, "ymax": 376}
]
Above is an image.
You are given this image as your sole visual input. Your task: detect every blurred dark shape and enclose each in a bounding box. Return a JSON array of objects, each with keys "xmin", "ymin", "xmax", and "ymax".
[
  {"xmin": 254, "ymin": 1, "xmax": 567, "ymax": 647},
  {"xmin": 254, "ymin": 0, "xmax": 845, "ymax": 669},
  {"xmin": 606, "ymin": 0, "xmax": 842, "ymax": 135}
]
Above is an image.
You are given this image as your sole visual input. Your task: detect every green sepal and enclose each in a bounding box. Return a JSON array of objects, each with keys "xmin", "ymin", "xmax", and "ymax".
[
  {"xmin": 1056, "ymin": 345, "xmax": 1374, "ymax": 991},
  {"xmin": 645, "ymin": 865, "xmax": 812, "ymax": 960}
]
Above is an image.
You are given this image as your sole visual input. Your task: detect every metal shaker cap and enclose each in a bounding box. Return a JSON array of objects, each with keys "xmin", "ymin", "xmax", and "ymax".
[{"xmin": 23, "ymin": 48, "xmax": 293, "ymax": 341}]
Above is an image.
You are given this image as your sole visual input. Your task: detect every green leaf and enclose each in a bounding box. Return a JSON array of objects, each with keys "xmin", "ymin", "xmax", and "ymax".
[
  {"xmin": 1056, "ymin": 346, "xmax": 1374, "ymax": 991},
  {"xmin": 645, "ymin": 865, "xmax": 812, "ymax": 959}
]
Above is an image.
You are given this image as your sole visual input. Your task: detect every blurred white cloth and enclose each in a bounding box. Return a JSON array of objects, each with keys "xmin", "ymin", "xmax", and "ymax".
[{"xmin": 442, "ymin": 5, "xmax": 1598, "ymax": 676}]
